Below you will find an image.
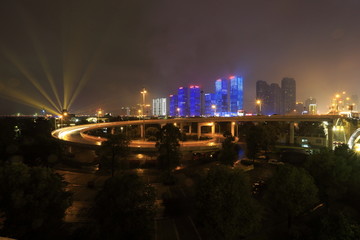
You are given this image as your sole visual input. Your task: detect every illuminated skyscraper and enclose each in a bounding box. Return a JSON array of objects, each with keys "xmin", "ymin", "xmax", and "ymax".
[
  {"xmin": 281, "ymin": 77, "xmax": 296, "ymax": 114},
  {"xmin": 178, "ymin": 87, "xmax": 189, "ymax": 116},
  {"xmin": 305, "ymin": 97, "xmax": 316, "ymax": 114},
  {"xmin": 229, "ymin": 76, "xmax": 243, "ymax": 114},
  {"xmin": 152, "ymin": 98, "xmax": 167, "ymax": 116},
  {"xmin": 215, "ymin": 78, "xmax": 229, "ymax": 116},
  {"xmin": 204, "ymin": 93, "xmax": 216, "ymax": 116},
  {"xmin": 189, "ymin": 85, "xmax": 201, "ymax": 116},
  {"xmin": 169, "ymin": 94, "xmax": 178, "ymax": 116}
]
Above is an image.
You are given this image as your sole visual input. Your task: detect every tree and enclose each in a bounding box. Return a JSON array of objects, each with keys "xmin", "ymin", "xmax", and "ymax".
[
  {"xmin": 304, "ymin": 145, "xmax": 360, "ymax": 206},
  {"xmin": 217, "ymin": 133, "xmax": 238, "ymax": 166},
  {"xmin": 156, "ymin": 123, "xmax": 181, "ymax": 170},
  {"xmin": 317, "ymin": 212, "xmax": 360, "ymax": 240},
  {"xmin": 264, "ymin": 165, "xmax": 318, "ymax": 229},
  {"xmin": 196, "ymin": 165, "xmax": 262, "ymax": 239},
  {"xmin": 0, "ymin": 162, "xmax": 72, "ymax": 239},
  {"xmin": 98, "ymin": 133, "xmax": 131, "ymax": 176},
  {"xmin": 242, "ymin": 123, "xmax": 279, "ymax": 160},
  {"xmin": 145, "ymin": 126, "xmax": 159, "ymax": 141},
  {"xmin": 93, "ymin": 172, "xmax": 156, "ymax": 240}
]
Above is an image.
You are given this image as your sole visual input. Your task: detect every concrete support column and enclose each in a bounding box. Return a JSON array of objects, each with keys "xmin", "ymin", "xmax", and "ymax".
[
  {"xmin": 197, "ymin": 124, "xmax": 202, "ymax": 139},
  {"xmin": 140, "ymin": 124, "xmax": 144, "ymax": 139},
  {"xmin": 111, "ymin": 127, "xmax": 115, "ymax": 135},
  {"xmin": 189, "ymin": 124, "xmax": 192, "ymax": 134},
  {"xmin": 327, "ymin": 122, "xmax": 334, "ymax": 149},
  {"xmin": 180, "ymin": 122, "xmax": 184, "ymax": 132},
  {"xmin": 289, "ymin": 122, "xmax": 295, "ymax": 144},
  {"xmin": 231, "ymin": 122, "xmax": 235, "ymax": 136},
  {"xmin": 211, "ymin": 123, "xmax": 215, "ymax": 136}
]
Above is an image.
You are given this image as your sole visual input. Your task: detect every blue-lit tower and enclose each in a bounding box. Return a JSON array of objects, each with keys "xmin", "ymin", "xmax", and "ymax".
[
  {"xmin": 204, "ymin": 93, "xmax": 216, "ymax": 116},
  {"xmin": 178, "ymin": 87, "xmax": 189, "ymax": 116},
  {"xmin": 169, "ymin": 94, "xmax": 178, "ymax": 117},
  {"xmin": 189, "ymin": 85, "xmax": 201, "ymax": 116},
  {"xmin": 215, "ymin": 78, "xmax": 229, "ymax": 116},
  {"xmin": 229, "ymin": 76, "xmax": 243, "ymax": 115}
]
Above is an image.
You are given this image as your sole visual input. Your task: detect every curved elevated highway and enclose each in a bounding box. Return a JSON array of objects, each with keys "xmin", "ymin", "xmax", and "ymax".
[{"xmin": 52, "ymin": 115, "xmax": 342, "ymax": 150}]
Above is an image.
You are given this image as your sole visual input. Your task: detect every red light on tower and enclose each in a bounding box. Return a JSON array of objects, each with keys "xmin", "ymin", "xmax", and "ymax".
[{"xmin": 229, "ymin": 75, "xmax": 235, "ymax": 79}]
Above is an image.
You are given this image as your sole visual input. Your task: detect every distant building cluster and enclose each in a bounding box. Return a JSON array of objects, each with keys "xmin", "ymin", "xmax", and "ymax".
[
  {"xmin": 162, "ymin": 76, "xmax": 243, "ymax": 117},
  {"xmin": 256, "ymin": 78, "xmax": 297, "ymax": 115}
]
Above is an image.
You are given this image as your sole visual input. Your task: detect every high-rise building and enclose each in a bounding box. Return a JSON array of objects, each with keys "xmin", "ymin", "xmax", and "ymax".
[
  {"xmin": 152, "ymin": 98, "xmax": 167, "ymax": 116},
  {"xmin": 214, "ymin": 76, "xmax": 244, "ymax": 116},
  {"xmin": 256, "ymin": 80, "xmax": 270, "ymax": 115},
  {"xmin": 204, "ymin": 93, "xmax": 216, "ymax": 116},
  {"xmin": 189, "ymin": 85, "xmax": 201, "ymax": 116},
  {"xmin": 256, "ymin": 81, "xmax": 283, "ymax": 115},
  {"xmin": 169, "ymin": 94, "xmax": 178, "ymax": 117},
  {"xmin": 269, "ymin": 83, "xmax": 282, "ymax": 114},
  {"xmin": 295, "ymin": 102, "xmax": 304, "ymax": 114},
  {"xmin": 305, "ymin": 97, "xmax": 316, "ymax": 114},
  {"xmin": 229, "ymin": 76, "xmax": 243, "ymax": 114},
  {"xmin": 281, "ymin": 77, "xmax": 296, "ymax": 114},
  {"xmin": 178, "ymin": 87, "xmax": 189, "ymax": 116},
  {"xmin": 215, "ymin": 78, "xmax": 229, "ymax": 116}
]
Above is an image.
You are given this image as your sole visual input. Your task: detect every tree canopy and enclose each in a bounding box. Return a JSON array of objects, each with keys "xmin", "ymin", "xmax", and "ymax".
[
  {"xmin": 93, "ymin": 172, "xmax": 156, "ymax": 240},
  {"xmin": 98, "ymin": 133, "xmax": 131, "ymax": 175},
  {"xmin": 264, "ymin": 165, "xmax": 318, "ymax": 228},
  {"xmin": 0, "ymin": 162, "xmax": 72, "ymax": 239},
  {"xmin": 217, "ymin": 134, "xmax": 238, "ymax": 166},
  {"xmin": 305, "ymin": 144, "xmax": 360, "ymax": 205},
  {"xmin": 156, "ymin": 123, "xmax": 181, "ymax": 170},
  {"xmin": 196, "ymin": 165, "xmax": 262, "ymax": 239}
]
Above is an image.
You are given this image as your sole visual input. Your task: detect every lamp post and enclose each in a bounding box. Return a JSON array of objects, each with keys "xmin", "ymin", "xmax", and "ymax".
[
  {"xmin": 256, "ymin": 99, "xmax": 262, "ymax": 115},
  {"xmin": 97, "ymin": 109, "xmax": 102, "ymax": 123},
  {"xmin": 140, "ymin": 88, "xmax": 147, "ymax": 119},
  {"xmin": 176, "ymin": 107, "xmax": 180, "ymax": 117}
]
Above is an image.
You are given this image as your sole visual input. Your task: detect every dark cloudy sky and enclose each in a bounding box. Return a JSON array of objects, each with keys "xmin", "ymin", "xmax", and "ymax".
[{"xmin": 1, "ymin": 0, "xmax": 360, "ymax": 115}]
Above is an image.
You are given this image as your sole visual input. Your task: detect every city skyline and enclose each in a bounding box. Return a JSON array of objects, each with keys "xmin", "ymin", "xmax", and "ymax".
[{"xmin": 1, "ymin": 0, "xmax": 360, "ymax": 115}]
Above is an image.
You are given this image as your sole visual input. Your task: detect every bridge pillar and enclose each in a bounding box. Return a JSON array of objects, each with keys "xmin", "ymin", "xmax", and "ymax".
[
  {"xmin": 111, "ymin": 127, "xmax": 115, "ymax": 135},
  {"xmin": 189, "ymin": 124, "xmax": 192, "ymax": 134},
  {"xmin": 140, "ymin": 124, "xmax": 144, "ymax": 139},
  {"xmin": 327, "ymin": 122, "xmax": 334, "ymax": 149},
  {"xmin": 231, "ymin": 122, "xmax": 236, "ymax": 136},
  {"xmin": 197, "ymin": 124, "xmax": 202, "ymax": 139},
  {"xmin": 211, "ymin": 123, "xmax": 215, "ymax": 136},
  {"xmin": 289, "ymin": 122, "xmax": 295, "ymax": 144},
  {"xmin": 180, "ymin": 122, "xmax": 184, "ymax": 132}
]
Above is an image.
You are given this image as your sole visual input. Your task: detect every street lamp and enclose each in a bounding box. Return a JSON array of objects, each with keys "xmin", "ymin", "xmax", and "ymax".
[
  {"xmin": 256, "ymin": 99, "xmax": 262, "ymax": 115},
  {"xmin": 140, "ymin": 88, "xmax": 147, "ymax": 119},
  {"xmin": 211, "ymin": 104, "xmax": 216, "ymax": 116},
  {"xmin": 97, "ymin": 109, "xmax": 102, "ymax": 123},
  {"xmin": 176, "ymin": 107, "xmax": 180, "ymax": 117}
]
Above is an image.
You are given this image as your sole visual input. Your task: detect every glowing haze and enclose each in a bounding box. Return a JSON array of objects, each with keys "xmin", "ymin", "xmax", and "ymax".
[{"xmin": 1, "ymin": 0, "xmax": 360, "ymax": 115}]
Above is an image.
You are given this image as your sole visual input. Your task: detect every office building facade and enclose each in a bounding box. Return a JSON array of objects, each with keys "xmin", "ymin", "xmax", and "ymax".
[
  {"xmin": 169, "ymin": 94, "xmax": 178, "ymax": 116},
  {"xmin": 230, "ymin": 76, "xmax": 244, "ymax": 114},
  {"xmin": 178, "ymin": 87, "xmax": 189, "ymax": 117},
  {"xmin": 282, "ymin": 77, "xmax": 296, "ymax": 114},
  {"xmin": 152, "ymin": 98, "xmax": 167, "ymax": 116},
  {"xmin": 189, "ymin": 85, "xmax": 201, "ymax": 116}
]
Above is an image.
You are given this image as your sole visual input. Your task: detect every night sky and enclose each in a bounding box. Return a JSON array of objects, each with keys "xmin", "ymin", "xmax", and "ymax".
[{"xmin": 1, "ymin": 0, "xmax": 360, "ymax": 115}]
